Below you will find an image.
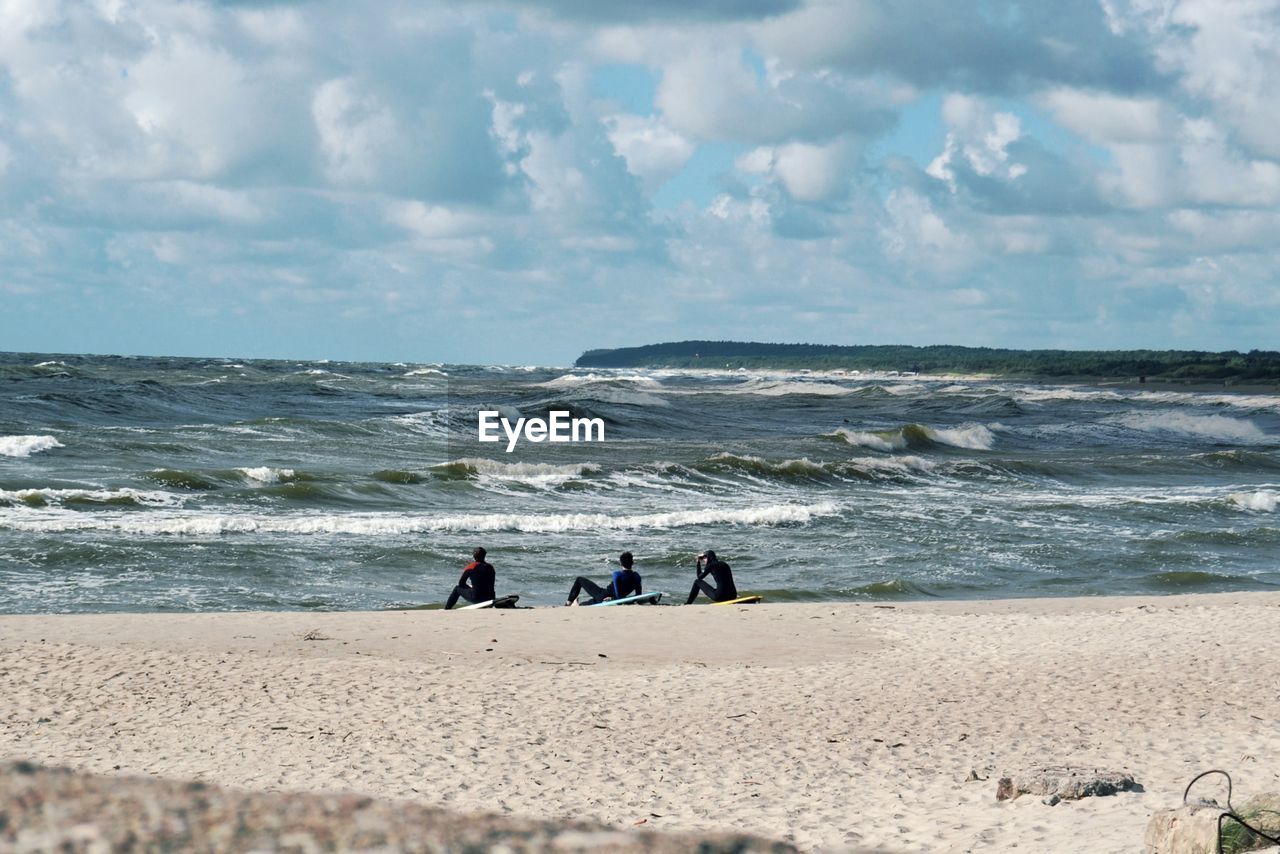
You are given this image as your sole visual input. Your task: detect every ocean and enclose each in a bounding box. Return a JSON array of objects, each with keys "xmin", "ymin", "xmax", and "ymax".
[{"xmin": 1, "ymin": 352, "xmax": 1277, "ymax": 613}]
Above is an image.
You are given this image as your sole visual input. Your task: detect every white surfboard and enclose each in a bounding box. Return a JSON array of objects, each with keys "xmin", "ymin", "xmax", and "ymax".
[
  {"xmin": 458, "ymin": 595, "xmax": 519, "ymax": 610},
  {"xmin": 588, "ymin": 591, "xmax": 663, "ymax": 606}
]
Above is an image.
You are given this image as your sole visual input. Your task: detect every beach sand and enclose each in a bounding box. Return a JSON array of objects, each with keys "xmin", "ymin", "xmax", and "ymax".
[{"xmin": 3, "ymin": 593, "xmax": 1280, "ymax": 852}]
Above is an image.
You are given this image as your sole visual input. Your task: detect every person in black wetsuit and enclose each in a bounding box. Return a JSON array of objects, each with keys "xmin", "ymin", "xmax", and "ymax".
[
  {"xmin": 565, "ymin": 551, "xmax": 643, "ymax": 606},
  {"xmin": 685, "ymin": 549, "xmax": 737, "ymax": 604},
  {"xmin": 444, "ymin": 547, "xmax": 497, "ymax": 609}
]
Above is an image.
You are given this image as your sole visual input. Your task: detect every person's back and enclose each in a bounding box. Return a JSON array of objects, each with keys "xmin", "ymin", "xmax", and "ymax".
[
  {"xmin": 609, "ymin": 567, "xmax": 642, "ymax": 599},
  {"xmin": 465, "ymin": 559, "xmax": 496, "ymax": 600},
  {"xmin": 566, "ymin": 551, "xmax": 642, "ymax": 605},
  {"xmin": 445, "ymin": 547, "xmax": 497, "ymax": 609}
]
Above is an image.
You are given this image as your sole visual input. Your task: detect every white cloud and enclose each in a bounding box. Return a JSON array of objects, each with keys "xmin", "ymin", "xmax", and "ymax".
[
  {"xmin": 927, "ymin": 94, "xmax": 1027, "ymax": 190},
  {"xmin": 603, "ymin": 113, "xmax": 694, "ymax": 190},
  {"xmin": 1039, "ymin": 88, "xmax": 1169, "ymax": 143},
  {"xmin": 1100, "ymin": 115, "xmax": 1280, "ymax": 210},
  {"xmin": 653, "ymin": 43, "xmax": 889, "ymax": 144},
  {"xmin": 881, "ymin": 188, "xmax": 966, "ymax": 260},
  {"xmin": 386, "ymin": 201, "xmax": 484, "ymax": 239},
  {"xmin": 312, "ymin": 78, "xmax": 397, "ymax": 186},
  {"xmin": 745, "ymin": 137, "xmax": 860, "ymax": 202}
]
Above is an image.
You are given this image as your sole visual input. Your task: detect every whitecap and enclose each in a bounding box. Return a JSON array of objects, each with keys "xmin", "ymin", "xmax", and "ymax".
[
  {"xmin": 1229, "ymin": 491, "xmax": 1277, "ymax": 512},
  {"xmin": 0, "ymin": 487, "xmax": 186, "ymax": 507},
  {"xmin": 442, "ymin": 458, "xmax": 599, "ymax": 487},
  {"xmin": 0, "ymin": 501, "xmax": 842, "ymax": 536},
  {"xmin": 237, "ymin": 467, "xmax": 297, "ymax": 484},
  {"xmin": 927, "ymin": 424, "xmax": 995, "ymax": 450},
  {"xmin": 739, "ymin": 380, "xmax": 852, "ymax": 397},
  {"xmin": 0, "ymin": 435, "xmax": 64, "ymax": 458},
  {"xmin": 1114, "ymin": 412, "xmax": 1267, "ymax": 444},
  {"xmin": 831, "ymin": 429, "xmax": 906, "ymax": 452}
]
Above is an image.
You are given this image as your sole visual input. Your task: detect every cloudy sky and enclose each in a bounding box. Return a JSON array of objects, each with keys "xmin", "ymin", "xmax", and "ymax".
[{"xmin": 2, "ymin": 0, "xmax": 1278, "ymax": 364}]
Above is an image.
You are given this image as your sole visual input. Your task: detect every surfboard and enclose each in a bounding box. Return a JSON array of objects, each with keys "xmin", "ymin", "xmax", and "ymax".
[
  {"xmin": 713, "ymin": 595, "xmax": 763, "ymax": 605},
  {"xmin": 588, "ymin": 591, "xmax": 663, "ymax": 606},
  {"xmin": 458, "ymin": 595, "xmax": 520, "ymax": 610}
]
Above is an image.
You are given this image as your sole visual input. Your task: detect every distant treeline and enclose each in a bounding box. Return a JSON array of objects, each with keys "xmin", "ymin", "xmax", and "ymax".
[{"xmin": 576, "ymin": 341, "xmax": 1280, "ymax": 381}]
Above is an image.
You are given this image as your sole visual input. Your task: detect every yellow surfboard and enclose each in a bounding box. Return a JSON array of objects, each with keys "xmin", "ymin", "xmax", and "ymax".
[{"xmin": 714, "ymin": 595, "xmax": 763, "ymax": 605}]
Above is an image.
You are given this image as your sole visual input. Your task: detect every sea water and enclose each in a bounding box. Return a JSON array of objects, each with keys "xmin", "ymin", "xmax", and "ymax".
[{"xmin": 1, "ymin": 352, "xmax": 1277, "ymax": 612}]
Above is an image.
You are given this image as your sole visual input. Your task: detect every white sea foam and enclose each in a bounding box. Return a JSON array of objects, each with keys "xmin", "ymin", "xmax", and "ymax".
[
  {"xmin": 928, "ymin": 424, "xmax": 996, "ymax": 450},
  {"xmin": 385, "ymin": 411, "xmax": 449, "ymax": 435},
  {"xmin": 1115, "ymin": 412, "xmax": 1267, "ymax": 444},
  {"xmin": 1229, "ymin": 491, "xmax": 1277, "ymax": 512},
  {"xmin": 1010, "ymin": 384, "xmax": 1280, "ymax": 414},
  {"xmin": 237, "ymin": 467, "xmax": 296, "ymax": 484},
  {"xmin": 444, "ymin": 458, "xmax": 599, "ymax": 486},
  {"xmin": 830, "ymin": 424, "xmax": 995, "ymax": 451},
  {"xmin": 1137, "ymin": 391, "xmax": 1280, "ymax": 413},
  {"xmin": 0, "ymin": 435, "xmax": 64, "ymax": 458},
  {"xmin": 832, "ymin": 429, "xmax": 906, "ymax": 452},
  {"xmin": 403, "ymin": 367, "xmax": 447, "ymax": 377},
  {"xmin": 33, "ymin": 360, "xmax": 68, "ymax": 368},
  {"xmin": 1015, "ymin": 387, "xmax": 1126, "ymax": 404},
  {"xmin": 739, "ymin": 380, "xmax": 852, "ymax": 397},
  {"xmin": 0, "ymin": 501, "xmax": 841, "ymax": 536},
  {"xmin": 848, "ymin": 455, "xmax": 937, "ymax": 476},
  {"xmin": 538, "ymin": 373, "xmax": 663, "ymax": 390},
  {"xmin": 0, "ymin": 487, "xmax": 186, "ymax": 507}
]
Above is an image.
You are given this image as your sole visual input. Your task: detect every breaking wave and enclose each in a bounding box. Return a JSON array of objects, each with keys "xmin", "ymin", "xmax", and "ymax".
[
  {"xmin": 1114, "ymin": 412, "xmax": 1268, "ymax": 444},
  {"xmin": 1230, "ymin": 491, "xmax": 1277, "ymax": 512},
  {"xmin": 432, "ymin": 458, "xmax": 600, "ymax": 484},
  {"xmin": 0, "ymin": 501, "xmax": 842, "ymax": 535},
  {"xmin": 0, "ymin": 487, "xmax": 187, "ymax": 508},
  {"xmin": 830, "ymin": 423, "xmax": 995, "ymax": 451},
  {"xmin": 538, "ymin": 372, "xmax": 663, "ymax": 390},
  {"xmin": 237, "ymin": 467, "xmax": 300, "ymax": 484},
  {"xmin": 738, "ymin": 379, "xmax": 852, "ymax": 397},
  {"xmin": 0, "ymin": 435, "xmax": 64, "ymax": 458}
]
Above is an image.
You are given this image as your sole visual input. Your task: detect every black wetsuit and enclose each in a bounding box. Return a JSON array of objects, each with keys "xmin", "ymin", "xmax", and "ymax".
[
  {"xmin": 686, "ymin": 558, "xmax": 737, "ymax": 604},
  {"xmin": 445, "ymin": 560, "xmax": 496, "ymax": 609},
  {"xmin": 567, "ymin": 569, "xmax": 642, "ymax": 604}
]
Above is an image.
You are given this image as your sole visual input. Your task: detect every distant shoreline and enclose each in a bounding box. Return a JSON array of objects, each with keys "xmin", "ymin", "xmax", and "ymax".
[{"xmin": 576, "ymin": 340, "xmax": 1280, "ymax": 384}]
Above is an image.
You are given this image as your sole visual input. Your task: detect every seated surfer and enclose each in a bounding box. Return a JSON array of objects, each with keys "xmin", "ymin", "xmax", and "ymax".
[
  {"xmin": 685, "ymin": 549, "xmax": 737, "ymax": 604},
  {"xmin": 444, "ymin": 547, "xmax": 497, "ymax": 609},
  {"xmin": 565, "ymin": 551, "xmax": 642, "ymax": 606}
]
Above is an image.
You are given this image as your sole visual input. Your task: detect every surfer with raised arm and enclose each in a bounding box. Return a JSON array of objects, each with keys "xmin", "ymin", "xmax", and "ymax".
[
  {"xmin": 565, "ymin": 551, "xmax": 642, "ymax": 606},
  {"xmin": 685, "ymin": 549, "xmax": 737, "ymax": 604},
  {"xmin": 444, "ymin": 547, "xmax": 497, "ymax": 609}
]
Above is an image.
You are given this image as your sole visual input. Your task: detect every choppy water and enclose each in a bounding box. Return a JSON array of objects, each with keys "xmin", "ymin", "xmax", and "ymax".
[{"xmin": 1, "ymin": 352, "xmax": 1278, "ymax": 612}]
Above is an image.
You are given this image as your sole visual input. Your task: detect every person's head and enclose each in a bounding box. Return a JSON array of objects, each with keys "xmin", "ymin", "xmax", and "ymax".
[
  {"xmin": 619, "ymin": 551, "xmax": 634, "ymax": 569},
  {"xmin": 473, "ymin": 547, "xmax": 486, "ymax": 562},
  {"xmin": 700, "ymin": 549, "xmax": 717, "ymax": 561}
]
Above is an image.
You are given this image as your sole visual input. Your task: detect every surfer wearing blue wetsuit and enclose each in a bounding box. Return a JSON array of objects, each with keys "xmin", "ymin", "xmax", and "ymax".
[
  {"xmin": 444, "ymin": 547, "xmax": 497, "ymax": 609},
  {"xmin": 685, "ymin": 549, "xmax": 737, "ymax": 604},
  {"xmin": 565, "ymin": 551, "xmax": 642, "ymax": 605}
]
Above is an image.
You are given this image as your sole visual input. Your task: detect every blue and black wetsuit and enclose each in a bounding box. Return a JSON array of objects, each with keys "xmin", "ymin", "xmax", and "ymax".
[
  {"xmin": 686, "ymin": 558, "xmax": 736, "ymax": 604},
  {"xmin": 445, "ymin": 560, "xmax": 496, "ymax": 609},
  {"xmin": 567, "ymin": 568, "xmax": 642, "ymax": 604}
]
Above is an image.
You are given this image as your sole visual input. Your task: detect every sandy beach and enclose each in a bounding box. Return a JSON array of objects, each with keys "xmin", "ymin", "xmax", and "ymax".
[{"xmin": 3, "ymin": 593, "xmax": 1280, "ymax": 852}]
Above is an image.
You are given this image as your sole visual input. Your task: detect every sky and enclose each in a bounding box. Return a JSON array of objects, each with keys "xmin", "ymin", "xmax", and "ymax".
[{"xmin": 1, "ymin": 0, "xmax": 1279, "ymax": 365}]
